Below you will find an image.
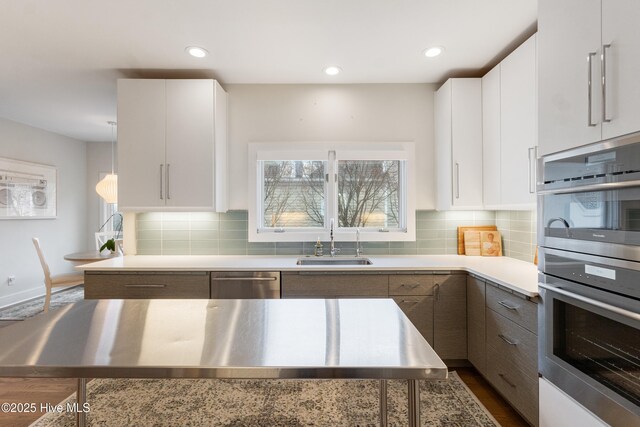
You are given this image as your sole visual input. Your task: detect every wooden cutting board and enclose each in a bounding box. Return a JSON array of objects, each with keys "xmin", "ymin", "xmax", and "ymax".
[{"xmin": 457, "ymin": 225, "xmax": 498, "ymax": 255}]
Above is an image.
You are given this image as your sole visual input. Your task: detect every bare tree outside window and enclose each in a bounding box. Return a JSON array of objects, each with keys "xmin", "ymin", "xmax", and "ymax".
[
  {"xmin": 261, "ymin": 159, "xmax": 402, "ymax": 230},
  {"xmin": 337, "ymin": 160, "xmax": 400, "ymax": 228},
  {"xmin": 262, "ymin": 160, "xmax": 325, "ymax": 228}
]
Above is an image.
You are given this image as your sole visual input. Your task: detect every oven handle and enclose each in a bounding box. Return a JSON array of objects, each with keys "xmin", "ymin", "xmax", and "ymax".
[
  {"xmin": 537, "ymin": 179, "xmax": 640, "ymax": 195},
  {"xmin": 539, "ymin": 283, "xmax": 640, "ymax": 322},
  {"xmin": 541, "ymin": 247, "xmax": 640, "ymax": 272}
]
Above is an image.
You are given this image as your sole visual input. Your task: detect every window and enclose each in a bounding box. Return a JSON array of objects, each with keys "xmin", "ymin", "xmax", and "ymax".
[
  {"xmin": 98, "ymin": 173, "xmax": 122, "ymax": 235},
  {"xmin": 262, "ymin": 160, "xmax": 326, "ymax": 228},
  {"xmin": 249, "ymin": 143, "xmax": 415, "ymax": 242},
  {"xmin": 337, "ymin": 160, "xmax": 401, "ymax": 229}
]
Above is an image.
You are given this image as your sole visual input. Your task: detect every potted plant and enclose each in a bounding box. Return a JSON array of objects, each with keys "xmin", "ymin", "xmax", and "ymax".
[{"xmin": 99, "ymin": 238, "xmax": 117, "ymax": 254}]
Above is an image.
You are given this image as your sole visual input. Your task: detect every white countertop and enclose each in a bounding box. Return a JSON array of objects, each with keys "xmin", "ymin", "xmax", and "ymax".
[{"xmin": 78, "ymin": 255, "xmax": 539, "ymax": 297}]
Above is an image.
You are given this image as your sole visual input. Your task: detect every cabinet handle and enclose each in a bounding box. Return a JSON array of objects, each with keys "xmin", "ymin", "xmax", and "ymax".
[
  {"xmin": 124, "ymin": 284, "xmax": 166, "ymax": 288},
  {"xmin": 400, "ymin": 284, "xmax": 419, "ymax": 289},
  {"xmin": 587, "ymin": 51, "xmax": 597, "ymax": 127},
  {"xmin": 498, "ymin": 334, "xmax": 518, "ymax": 346},
  {"xmin": 400, "ymin": 300, "xmax": 419, "ymax": 305},
  {"xmin": 211, "ymin": 277, "xmax": 278, "ymax": 281},
  {"xmin": 528, "ymin": 147, "xmax": 536, "ymax": 194},
  {"xmin": 434, "ymin": 283, "xmax": 440, "ymax": 302},
  {"xmin": 455, "ymin": 162, "xmax": 460, "ymax": 199},
  {"xmin": 159, "ymin": 164, "xmax": 164, "ymax": 200},
  {"xmin": 498, "ymin": 300, "xmax": 519, "ymax": 311},
  {"xmin": 602, "ymin": 44, "xmax": 612, "ymax": 123},
  {"xmin": 498, "ymin": 373, "xmax": 516, "ymax": 388},
  {"xmin": 166, "ymin": 163, "xmax": 171, "ymax": 200}
]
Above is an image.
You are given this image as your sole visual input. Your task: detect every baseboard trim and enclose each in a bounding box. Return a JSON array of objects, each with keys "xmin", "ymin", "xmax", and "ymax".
[{"xmin": 0, "ymin": 285, "xmax": 78, "ymax": 310}]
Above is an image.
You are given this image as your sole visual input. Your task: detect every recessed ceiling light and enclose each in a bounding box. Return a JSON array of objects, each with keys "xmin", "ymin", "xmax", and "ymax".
[
  {"xmin": 323, "ymin": 66, "xmax": 342, "ymax": 76},
  {"xmin": 185, "ymin": 46, "xmax": 208, "ymax": 58},
  {"xmin": 424, "ymin": 46, "xmax": 444, "ymax": 58}
]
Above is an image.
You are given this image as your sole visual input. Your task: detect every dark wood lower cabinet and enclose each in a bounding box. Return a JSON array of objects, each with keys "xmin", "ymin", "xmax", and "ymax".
[
  {"xmin": 467, "ymin": 275, "xmax": 539, "ymax": 426},
  {"xmin": 84, "ymin": 271, "xmax": 210, "ymax": 299},
  {"xmin": 467, "ymin": 275, "xmax": 487, "ymax": 375},
  {"xmin": 433, "ymin": 273, "xmax": 467, "ymax": 359},
  {"xmin": 281, "ymin": 272, "xmax": 388, "ymax": 298}
]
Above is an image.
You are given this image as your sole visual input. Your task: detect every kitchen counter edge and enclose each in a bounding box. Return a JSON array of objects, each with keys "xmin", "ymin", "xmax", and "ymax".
[{"xmin": 78, "ymin": 255, "xmax": 539, "ymax": 297}]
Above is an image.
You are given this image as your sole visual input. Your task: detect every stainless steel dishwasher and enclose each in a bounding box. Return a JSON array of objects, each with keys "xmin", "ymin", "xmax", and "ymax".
[{"xmin": 210, "ymin": 272, "xmax": 281, "ymax": 299}]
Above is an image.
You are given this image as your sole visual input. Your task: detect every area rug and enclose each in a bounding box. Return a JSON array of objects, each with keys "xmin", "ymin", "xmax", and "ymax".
[
  {"xmin": 0, "ymin": 286, "xmax": 84, "ymax": 321},
  {"xmin": 31, "ymin": 372, "xmax": 499, "ymax": 427}
]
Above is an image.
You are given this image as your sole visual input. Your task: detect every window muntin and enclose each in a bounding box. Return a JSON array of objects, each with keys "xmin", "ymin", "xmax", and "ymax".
[
  {"xmin": 261, "ymin": 160, "xmax": 326, "ymax": 229},
  {"xmin": 337, "ymin": 160, "xmax": 402, "ymax": 229}
]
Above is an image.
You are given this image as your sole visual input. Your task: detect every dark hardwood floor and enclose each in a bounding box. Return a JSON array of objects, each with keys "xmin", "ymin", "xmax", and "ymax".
[
  {"xmin": 0, "ymin": 378, "xmax": 78, "ymax": 427},
  {"xmin": 457, "ymin": 367, "xmax": 530, "ymax": 426},
  {"xmin": 0, "ymin": 368, "xmax": 528, "ymax": 427}
]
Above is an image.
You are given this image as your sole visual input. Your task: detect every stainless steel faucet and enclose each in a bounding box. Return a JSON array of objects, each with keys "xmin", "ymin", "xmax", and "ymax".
[
  {"xmin": 330, "ymin": 218, "xmax": 340, "ymax": 257},
  {"xmin": 355, "ymin": 228, "xmax": 362, "ymax": 257}
]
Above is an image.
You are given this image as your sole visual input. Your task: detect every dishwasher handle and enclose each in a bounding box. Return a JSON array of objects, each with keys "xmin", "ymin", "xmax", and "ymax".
[{"xmin": 211, "ymin": 277, "xmax": 278, "ymax": 281}]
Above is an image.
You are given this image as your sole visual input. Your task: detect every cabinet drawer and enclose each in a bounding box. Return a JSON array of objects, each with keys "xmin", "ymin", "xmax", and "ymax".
[
  {"xmin": 389, "ymin": 275, "xmax": 435, "ymax": 295},
  {"xmin": 486, "ymin": 308, "xmax": 537, "ymax": 375},
  {"xmin": 393, "ymin": 296, "xmax": 434, "ymax": 345},
  {"xmin": 84, "ymin": 272, "xmax": 210, "ymax": 299},
  {"xmin": 487, "ymin": 345, "xmax": 539, "ymax": 425},
  {"xmin": 486, "ymin": 283, "xmax": 537, "ymax": 333},
  {"xmin": 281, "ymin": 273, "xmax": 388, "ymax": 297}
]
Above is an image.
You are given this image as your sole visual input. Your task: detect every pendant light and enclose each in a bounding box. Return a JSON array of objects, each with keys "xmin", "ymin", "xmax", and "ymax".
[{"xmin": 95, "ymin": 121, "xmax": 118, "ymax": 204}]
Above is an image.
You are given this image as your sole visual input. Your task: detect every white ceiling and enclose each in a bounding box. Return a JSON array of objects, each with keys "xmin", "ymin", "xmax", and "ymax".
[{"xmin": 0, "ymin": 0, "xmax": 536, "ymax": 142}]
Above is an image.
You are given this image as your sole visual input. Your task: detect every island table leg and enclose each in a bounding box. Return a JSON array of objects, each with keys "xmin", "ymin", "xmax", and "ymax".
[
  {"xmin": 379, "ymin": 379, "xmax": 388, "ymax": 427},
  {"xmin": 76, "ymin": 378, "xmax": 87, "ymax": 427},
  {"xmin": 407, "ymin": 379, "xmax": 420, "ymax": 427}
]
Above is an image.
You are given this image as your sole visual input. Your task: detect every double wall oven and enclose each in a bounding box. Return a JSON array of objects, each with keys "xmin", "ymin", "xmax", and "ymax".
[{"xmin": 538, "ymin": 132, "xmax": 640, "ymax": 426}]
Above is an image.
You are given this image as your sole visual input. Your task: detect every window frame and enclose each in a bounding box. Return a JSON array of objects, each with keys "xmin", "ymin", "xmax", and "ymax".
[{"xmin": 248, "ymin": 142, "xmax": 416, "ymax": 242}]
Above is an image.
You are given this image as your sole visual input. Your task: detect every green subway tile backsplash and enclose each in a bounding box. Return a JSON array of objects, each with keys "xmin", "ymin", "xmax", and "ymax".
[{"xmin": 134, "ymin": 209, "xmax": 537, "ymax": 262}]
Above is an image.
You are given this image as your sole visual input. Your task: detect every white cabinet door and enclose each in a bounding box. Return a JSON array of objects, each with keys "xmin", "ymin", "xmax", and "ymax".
[
  {"xmin": 165, "ymin": 80, "xmax": 215, "ymax": 209},
  {"xmin": 482, "ymin": 65, "xmax": 501, "ymax": 208},
  {"xmin": 435, "ymin": 80, "xmax": 453, "ymax": 210},
  {"xmin": 602, "ymin": 0, "xmax": 640, "ymax": 139},
  {"xmin": 435, "ymin": 79, "xmax": 483, "ymax": 210},
  {"xmin": 500, "ymin": 35, "xmax": 537, "ymax": 207},
  {"xmin": 117, "ymin": 79, "xmax": 166, "ymax": 209},
  {"xmin": 451, "ymin": 79, "xmax": 483, "ymax": 209},
  {"xmin": 538, "ymin": 0, "xmax": 601, "ymax": 156}
]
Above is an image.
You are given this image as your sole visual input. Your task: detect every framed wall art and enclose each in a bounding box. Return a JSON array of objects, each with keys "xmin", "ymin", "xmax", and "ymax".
[{"xmin": 0, "ymin": 157, "xmax": 57, "ymax": 219}]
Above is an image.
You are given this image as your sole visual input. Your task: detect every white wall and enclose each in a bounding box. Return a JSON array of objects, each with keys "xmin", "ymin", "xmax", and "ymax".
[
  {"xmin": 86, "ymin": 142, "xmax": 116, "ymax": 248},
  {"xmin": 0, "ymin": 118, "xmax": 87, "ymax": 308},
  {"xmin": 225, "ymin": 84, "xmax": 436, "ymax": 210}
]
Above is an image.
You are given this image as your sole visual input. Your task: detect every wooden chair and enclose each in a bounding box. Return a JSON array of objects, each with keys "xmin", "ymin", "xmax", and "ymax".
[{"xmin": 32, "ymin": 238, "xmax": 84, "ymax": 313}]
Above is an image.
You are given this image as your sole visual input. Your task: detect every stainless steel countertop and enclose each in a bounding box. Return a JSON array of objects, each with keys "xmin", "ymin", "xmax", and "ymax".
[{"xmin": 0, "ymin": 299, "xmax": 447, "ymax": 380}]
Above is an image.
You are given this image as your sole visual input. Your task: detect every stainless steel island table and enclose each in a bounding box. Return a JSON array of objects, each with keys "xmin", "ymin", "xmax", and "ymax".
[{"xmin": 0, "ymin": 298, "xmax": 447, "ymax": 426}]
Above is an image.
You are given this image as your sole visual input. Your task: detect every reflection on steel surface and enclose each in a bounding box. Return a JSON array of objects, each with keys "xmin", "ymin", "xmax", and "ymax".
[{"xmin": 0, "ymin": 299, "xmax": 447, "ymax": 380}]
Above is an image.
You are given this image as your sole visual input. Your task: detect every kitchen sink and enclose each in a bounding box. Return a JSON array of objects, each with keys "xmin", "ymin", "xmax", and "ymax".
[{"xmin": 296, "ymin": 257, "xmax": 373, "ymax": 266}]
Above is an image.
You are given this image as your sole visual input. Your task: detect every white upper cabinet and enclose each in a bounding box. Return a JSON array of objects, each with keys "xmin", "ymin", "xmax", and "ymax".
[
  {"xmin": 482, "ymin": 65, "xmax": 501, "ymax": 208},
  {"xmin": 601, "ymin": 0, "xmax": 640, "ymax": 139},
  {"xmin": 117, "ymin": 79, "xmax": 228, "ymax": 212},
  {"xmin": 435, "ymin": 78, "xmax": 483, "ymax": 210},
  {"xmin": 117, "ymin": 79, "xmax": 167, "ymax": 210},
  {"xmin": 538, "ymin": 0, "xmax": 640, "ymax": 156},
  {"xmin": 538, "ymin": 0, "xmax": 601, "ymax": 156},
  {"xmin": 500, "ymin": 34, "xmax": 537, "ymax": 208},
  {"xmin": 482, "ymin": 35, "xmax": 537, "ymax": 210}
]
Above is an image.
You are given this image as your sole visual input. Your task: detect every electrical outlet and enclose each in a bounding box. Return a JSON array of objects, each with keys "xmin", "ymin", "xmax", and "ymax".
[{"xmin": 7, "ymin": 276, "xmax": 15, "ymax": 286}]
